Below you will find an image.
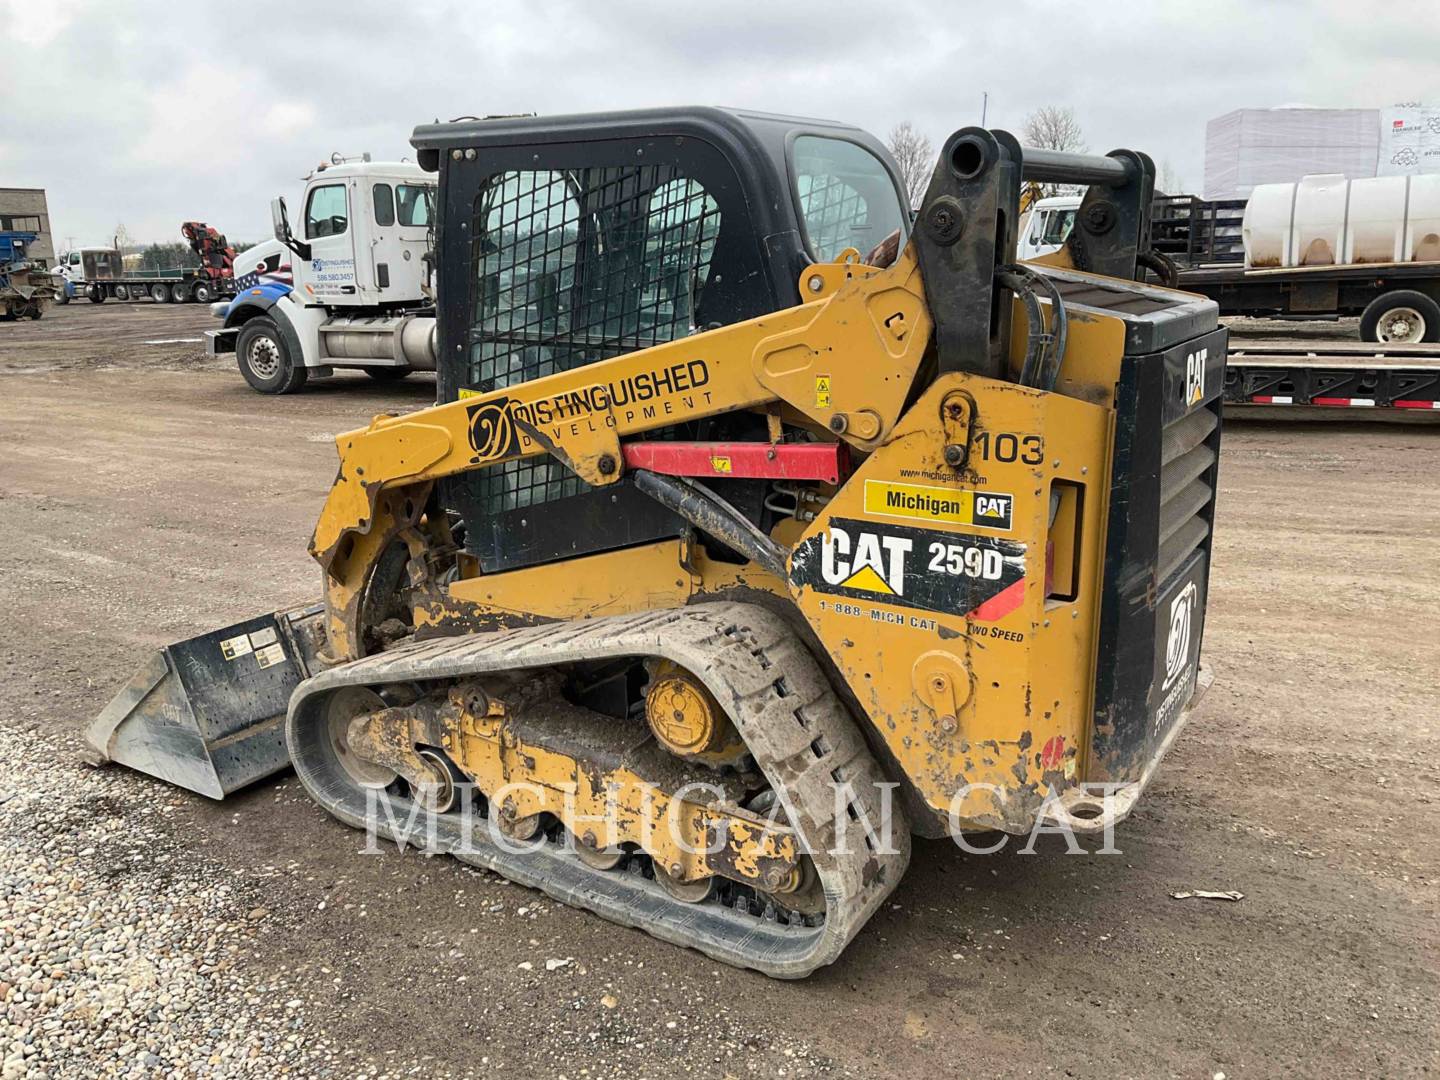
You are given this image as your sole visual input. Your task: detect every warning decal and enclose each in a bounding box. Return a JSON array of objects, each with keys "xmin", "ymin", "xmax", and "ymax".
[
  {"xmin": 789, "ymin": 517, "xmax": 1026, "ymax": 619},
  {"xmin": 254, "ymin": 642, "xmax": 287, "ymax": 670},
  {"xmin": 815, "ymin": 374, "xmax": 832, "ymax": 409},
  {"xmin": 219, "ymin": 634, "xmax": 254, "ymax": 662}
]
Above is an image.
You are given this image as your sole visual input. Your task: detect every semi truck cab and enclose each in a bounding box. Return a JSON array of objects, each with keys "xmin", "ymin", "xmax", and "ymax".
[
  {"xmin": 210, "ymin": 156, "xmax": 440, "ymax": 393},
  {"xmin": 1017, "ymin": 194, "xmax": 1080, "ymax": 259},
  {"xmin": 283, "ymin": 159, "xmax": 434, "ymax": 304}
]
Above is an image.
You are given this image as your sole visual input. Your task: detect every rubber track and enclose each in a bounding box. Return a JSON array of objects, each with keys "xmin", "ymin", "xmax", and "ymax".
[{"xmin": 286, "ymin": 602, "xmax": 910, "ymax": 979}]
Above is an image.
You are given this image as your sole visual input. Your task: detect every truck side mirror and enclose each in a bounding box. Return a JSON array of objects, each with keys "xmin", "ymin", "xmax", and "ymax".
[
  {"xmin": 271, "ymin": 197, "xmax": 290, "ymax": 243},
  {"xmin": 271, "ymin": 195, "xmax": 312, "ymax": 261}
]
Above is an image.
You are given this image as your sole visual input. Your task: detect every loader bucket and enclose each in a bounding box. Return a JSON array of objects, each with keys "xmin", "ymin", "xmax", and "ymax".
[{"xmin": 83, "ymin": 605, "xmax": 326, "ymax": 799}]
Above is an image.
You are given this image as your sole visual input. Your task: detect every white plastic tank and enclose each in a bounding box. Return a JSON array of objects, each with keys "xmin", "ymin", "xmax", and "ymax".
[
  {"xmin": 1407, "ymin": 174, "xmax": 1440, "ymax": 263},
  {"xmin": 1242, "ymin": 173, "xmax": 1440, "ymax": 268}
]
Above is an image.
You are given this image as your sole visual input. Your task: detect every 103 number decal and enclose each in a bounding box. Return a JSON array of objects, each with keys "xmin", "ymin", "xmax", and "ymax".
[{"xmin": 975, "ymin": 432, "xmax": 1043, "ymax": 465}]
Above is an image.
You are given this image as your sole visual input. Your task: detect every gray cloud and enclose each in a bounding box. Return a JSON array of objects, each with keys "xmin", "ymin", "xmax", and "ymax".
[{"xmin": 4, "ymin": 0, "xmax": 1437, "ymax": 245}]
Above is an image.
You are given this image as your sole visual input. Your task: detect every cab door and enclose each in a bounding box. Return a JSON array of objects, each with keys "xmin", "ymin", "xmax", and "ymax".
[
  {"xmin": 367, "ymin": 179, "xmax": 433, "ymax": 302},
  {"xmin": 1020, "ymin": 208, "xmax": 1052, "ymax": 258},
  {"xmin": 298, "ymin": 181, "xmax": 361, "ymax": 303}
]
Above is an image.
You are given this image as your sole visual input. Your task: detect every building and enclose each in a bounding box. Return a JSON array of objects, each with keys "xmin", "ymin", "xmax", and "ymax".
[{"xmin": 0, "ymin": 187, "xmax": 55, "ymax": 268}]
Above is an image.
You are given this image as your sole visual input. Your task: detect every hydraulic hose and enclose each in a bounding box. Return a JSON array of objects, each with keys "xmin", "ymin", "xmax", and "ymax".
[
  {"xmin": 997, "ymin": 268, "xmax": 1049, "ymax": 388},
  {"xmin": 632, "ymin": 470, "xmax": 789, "ymax": 580},
  {"xmin": 998, "ymin": 266, "xmax": 1068, "ymax": 390},
  {"xmin": 1028, "ymin": 270, "xmax": 1069, "ymax": 391}
]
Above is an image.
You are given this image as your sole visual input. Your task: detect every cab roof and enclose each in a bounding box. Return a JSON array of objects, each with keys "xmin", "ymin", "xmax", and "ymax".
[{"xmin": 409, "ymin": 105, "xmax": 898, "ymax": 185}]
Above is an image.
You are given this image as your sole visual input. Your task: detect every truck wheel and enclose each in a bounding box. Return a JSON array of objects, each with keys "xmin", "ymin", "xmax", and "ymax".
[
  {"xmin": 192, "ymin": 282, "xmax": 213, "ymax": 303},
  {"xmin": 170, "ymin": 283, "xmax": 190, "ymax": 303},
  {"xmin": 25, "ymin": 304, "xmax": 42, "ymax": 320},
  {"xmin": 114, "ymin": 284, "xmax": 130, "ymax": 301},
  {"xmin": 150, "ymin": 283, "xmax": 171, "ymax": 303},
  {"xmin": 1360, "ymin": 290, "xmax": 1440, "ymax": 344},
  {"xmin": 56, "ymin": 288, "xmax": 70, "ymax": 305},
  {"xmin": 88, "ymin": 286, "xmax": 104, "ymax": 303},
  {"xmin": 364, "ymin": 367, "xmax": 414, "ymax": 382},
  {"xmin": 236, "ymin": 317, "xmax": 308, "ymax": 394}
]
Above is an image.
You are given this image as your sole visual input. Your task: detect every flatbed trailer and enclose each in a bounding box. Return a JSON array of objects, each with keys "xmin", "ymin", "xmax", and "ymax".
[
  {"xmin": 1181, "ymin": 260, "xmax": 1440, "ymax": 344},
  {"xmin": 84, "ymin": 266, "xmax": 236, "ymax": 305},
  {"xmin": 64, "ymin": 222, "xmax": 238, "ymax": 305},
  {"xmin": 1224, "ymin": 340, "xmax": 1440, "ymax": 416}
]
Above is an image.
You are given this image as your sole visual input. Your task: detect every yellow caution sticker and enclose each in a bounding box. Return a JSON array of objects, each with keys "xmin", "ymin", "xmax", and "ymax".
[
  {"xmin": 863, "ymin": 480, "xmax": 1014, "ymax": 531},
  {"xmin": 814, "ymin": 374, "xmax": 832, "ymax": 409},
  {"xmin": 709, "ymin": 455, "xmax": 733, "ymax": 473},
  {"xmin": 458, "ymin": 387, "xmax": 481, "ymax": 399}
]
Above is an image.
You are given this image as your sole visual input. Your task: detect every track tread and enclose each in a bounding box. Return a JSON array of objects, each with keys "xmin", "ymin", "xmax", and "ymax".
[{"xmin": 286, "ymin": 602, "xmax": 909, "ymax": 978}]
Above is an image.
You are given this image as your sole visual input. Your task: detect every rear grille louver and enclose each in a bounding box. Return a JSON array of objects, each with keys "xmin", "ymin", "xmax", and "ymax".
[{"xmin": 1156, "ymin": 405, "xmax": 1219, "ymax": 585}]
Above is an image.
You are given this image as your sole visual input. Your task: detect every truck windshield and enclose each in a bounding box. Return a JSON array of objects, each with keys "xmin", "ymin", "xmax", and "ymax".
[
  {"xmin": 396, "ymin": 185, "xmax": 434, "ymax": 228},
  {"xmin": 791, "ymin": 135, "xmax": 906, "ymax": 263}
]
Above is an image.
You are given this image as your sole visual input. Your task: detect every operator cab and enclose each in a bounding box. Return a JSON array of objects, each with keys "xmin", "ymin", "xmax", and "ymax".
[{"xmin": 411, "ymin": 107, "xmax": 910, "ymax": 572}]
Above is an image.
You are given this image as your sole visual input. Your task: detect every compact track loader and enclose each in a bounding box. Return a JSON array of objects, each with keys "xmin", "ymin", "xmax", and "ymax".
[{"xmin": 87, "ymin": 109, "xmax": 1225, "ymax": 978}]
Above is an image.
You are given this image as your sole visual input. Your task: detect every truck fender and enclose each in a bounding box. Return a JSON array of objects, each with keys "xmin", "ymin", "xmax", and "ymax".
[{"xmin": 224, "ymin": 293, "xmax": 305, "ymax": 369}]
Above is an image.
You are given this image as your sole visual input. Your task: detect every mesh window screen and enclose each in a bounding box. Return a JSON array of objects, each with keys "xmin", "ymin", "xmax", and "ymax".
[
  {"xmin": 796, "ymin": 172, "xmax": 869, "ymax": 262},
  {"xmin": 465, "ymin": 167, "xmax": 721, "ymax": 512}
]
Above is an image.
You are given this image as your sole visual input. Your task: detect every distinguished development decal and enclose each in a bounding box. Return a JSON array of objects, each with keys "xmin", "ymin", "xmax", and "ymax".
[
  {"xmin": 863, "ymin": 480, "xmax": 1013, "ymax": 531},
  {"xmin": 462, "ymin": 358, "xmax": 714, "ymax": 464},
  {"xmin": 789, "ymin": 517, "xmax": 1026, "ymax": 620}
]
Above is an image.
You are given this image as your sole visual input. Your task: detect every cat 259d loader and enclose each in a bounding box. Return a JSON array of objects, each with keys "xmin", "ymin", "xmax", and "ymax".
[{"xmin": 86, "ymin": 108, "xmax": 1224, "ymax": 979}]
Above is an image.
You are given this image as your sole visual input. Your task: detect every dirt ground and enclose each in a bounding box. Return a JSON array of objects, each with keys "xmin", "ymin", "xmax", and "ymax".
[{"xmin": 2, "ymin": 300, "xmax": 1437, "ymax": 1077}]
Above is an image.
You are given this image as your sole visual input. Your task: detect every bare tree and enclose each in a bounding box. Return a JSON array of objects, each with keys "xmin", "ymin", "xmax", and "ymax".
[
  {"xmin": 886, "ymin": 122, "xmax": 934, "ymax": 208},
  {"xmin": 1022, "ymin": 105, "xmax": 1087, "ymax": 153},
  {"xmin": 1157, "ymin": 160, "xmax": 1186, "ymax": 196},
  {"xmin": 1021, "ymin": 107, "xmax": 1087, "ymax": 196}
]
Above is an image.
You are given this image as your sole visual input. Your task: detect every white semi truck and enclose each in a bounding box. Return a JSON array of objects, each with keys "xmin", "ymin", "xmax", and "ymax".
[{"xmin": 208, "ymin": 155, "xmax": 439, "ymax": 393}]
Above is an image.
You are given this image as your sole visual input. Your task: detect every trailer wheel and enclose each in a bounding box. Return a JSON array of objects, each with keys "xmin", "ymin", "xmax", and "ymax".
[
  {"xmin": 236, "ymin": 317, "xmax": 308, "ymax": 394},
  {"xmin": 364, "ymin": 367, "xmax": 414, "ymax": 382},
  {"xmin": 113, "ymin": 284, "xmax": 130, "ymax": 302},
  {"xmin": 192, "ymin": 282, "xmax": 213, "ymax": 303},
  {"xmin": 150, "ymin": 283, "xmax": 171, "ymax": 303},
  {"xmin": 170, "ymin": 283, "xmax": 190, "ymax": 303},
  {"xmin": 1360, "ymin": 290, "xmax": 1440, "ymax": 344}
]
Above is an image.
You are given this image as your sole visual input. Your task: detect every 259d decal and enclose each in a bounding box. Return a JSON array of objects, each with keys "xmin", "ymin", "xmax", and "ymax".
[{"xmin": 789, "ymin": 518, "xmax": 1026, "ymax": 620}]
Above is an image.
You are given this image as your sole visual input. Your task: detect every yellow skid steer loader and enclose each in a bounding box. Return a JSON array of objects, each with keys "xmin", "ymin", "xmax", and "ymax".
[{"xmin": 86, "ymin": 109, "xmax": 1223, "ymax": 978}]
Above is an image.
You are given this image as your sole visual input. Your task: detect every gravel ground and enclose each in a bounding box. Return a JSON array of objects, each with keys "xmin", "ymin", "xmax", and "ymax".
[
  {"xmin": 0, "ymin": 722, "xmax": 403, "ymax": 1078},
  {"xmin": 1, "ymin": 301, "xmax": 1436, "ymax": 1077}
]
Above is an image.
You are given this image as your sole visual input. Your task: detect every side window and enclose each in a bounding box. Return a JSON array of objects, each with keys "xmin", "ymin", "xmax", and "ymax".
[
  {"xmin": 469, "ymin": 167, "xmax": 721, "ymax": 390},
  {"xmin": 372, "ymin": 183, "xmax": 395, "ymax": 227},
  {"xmin": 639, "ymin": 178, "xmax": 721, "ymax": 337},
  {"xmin": 466, "ymin": 166, "xmax": 723, "ymax": 511},
  {"xmin": 305, "ymin": 184, "xmax": 348, "ymax": 239},
  {"xmin": 396, "ymin": 184, "xmax": 432, "ymax": 227},
  {"xmin": 1041, "ymin": 208, "xmax": 1076, "ymax": 246},
  {"xmin": 472, "ymin": 171, "xmax": 580, "ymax": 390},
  {"xmin": 792, "ymin": 135, "xmax": 906, "ymax": 263}
]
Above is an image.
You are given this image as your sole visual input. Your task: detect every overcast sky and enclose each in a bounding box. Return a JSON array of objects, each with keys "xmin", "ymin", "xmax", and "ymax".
[{"xmin": 6, "ymin": 0, "xmax": 1439, "ymax": 247}]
